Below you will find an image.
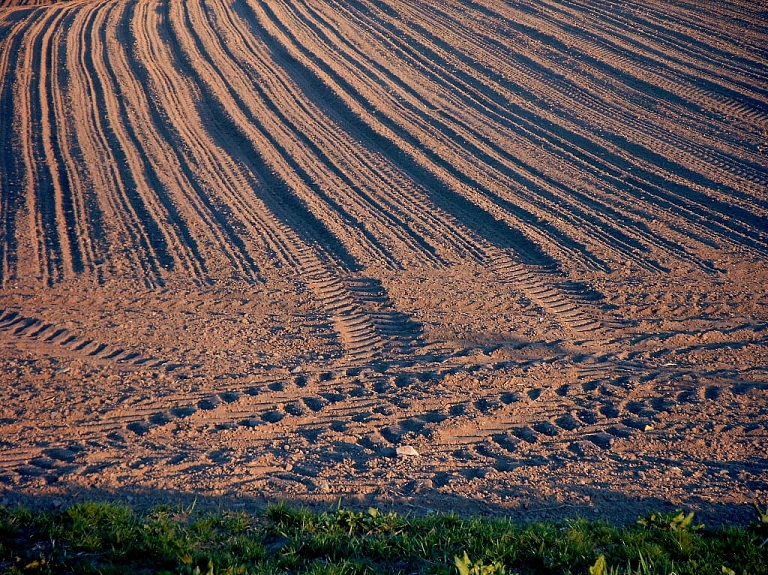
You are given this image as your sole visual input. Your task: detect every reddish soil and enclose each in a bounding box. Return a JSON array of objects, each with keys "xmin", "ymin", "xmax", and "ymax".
[{"xmin": 0, "ymin": 0, "xmax": 766, "ymax": 525}]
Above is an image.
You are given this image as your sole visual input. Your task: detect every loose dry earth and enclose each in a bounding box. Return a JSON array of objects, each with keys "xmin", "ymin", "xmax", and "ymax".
[{"xmin": 0, "ymin": 0, "xmax": 767, "ymax": 525}]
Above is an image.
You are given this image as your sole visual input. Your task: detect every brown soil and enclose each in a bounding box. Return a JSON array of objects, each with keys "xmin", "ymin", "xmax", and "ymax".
[{"xmin": 0, "ymin": 0, "xmax": 766, "ymax": 526}]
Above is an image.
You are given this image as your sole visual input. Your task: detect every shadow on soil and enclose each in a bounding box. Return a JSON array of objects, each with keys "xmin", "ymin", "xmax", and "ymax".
[{"xmin": 0, "ymin": 482, "xmax": 756, "ymax": 528}]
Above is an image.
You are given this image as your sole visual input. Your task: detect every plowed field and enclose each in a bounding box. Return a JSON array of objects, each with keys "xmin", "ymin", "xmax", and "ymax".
[{"xmin": 1, "ymin": 0, "xmax": 767, "ymax": 523}]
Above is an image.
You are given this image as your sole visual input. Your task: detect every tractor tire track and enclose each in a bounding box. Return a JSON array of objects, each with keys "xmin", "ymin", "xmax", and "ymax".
[
  {"xmin": 0, "ymin": 308, "xmax": 182, "ymax": 370},
  {"xmin": 208, "ymin": 0, "xmax": 448, "ymax": 269},
  {"xmin": 161, "ymin": 0, "xmax": 415, "ymax": 361}
]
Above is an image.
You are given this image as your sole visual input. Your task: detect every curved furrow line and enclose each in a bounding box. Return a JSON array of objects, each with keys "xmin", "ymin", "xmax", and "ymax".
[
  {"xmin": 555, "ymin": 0, "xmax": 768, "ymax": 96},
  {"xmin": 618, "ymin": 0, "xmax": 768, "ymax": 63},
  {"xmin": 525, "ymin": 12, "xmax": 768, "ymax": 196},
  {"xmin": 91, "ymin": 0, "xmax": 210, "ymax": 285},
  {"xmin": 109, "ymin": 0, "xmax": 263, "ymax": 284},
  {"xmin": 163, "ymin": 1, "xmax": 336, "ymax": 268},
  {"xmin": 15, "ymin": 2, "xmax": 180, "ymax": 287},
  {"xmin": 254, "ymin": 0, "xmax": 564, "ymax": 271},
  {"xmin": 404, "ymin": 0, "xmax": 767, "ymax": 218},
  {"xmin": 57, "ymin": 9, "xmax": 107, "ymax": 283},
  {"xmin": 328, "ymin": 0, "xmax": 700, "ymax": 272},
  {"xmin": 258, "ymin": 0, "xmax": 608, "ymax": 332},
  {"xmin": 60, "ymin": 3, "xmax": 130, "ymax": 282},
  {"xmin": 203, "ymin": 0, "xmax": 437, "ymax": 270},
  {"xmin": 289, "ymin": 0, "xmax": 625, "ymax": 273},
  {"xmin": 536, "ymin": 0, "xmax": 768, "ymax": 106},
  {"xmin": 242, "ymin": 0, "xmax": 490, "ymax": 265},
  {"xmin": 502, "ymin": 0, "xmax": 768, "ymax": 176},
  {"xmin": 153, "ymin": 3, "xmax": 322, "ymax": 277},
  {"xmin": 304, "ymin": 0, "xmax": 724, "ymax": 272},
  {"xmin": 137, "ymin": 0, "xmax": 304, "ymax": 277},
  {"xmin": 251, "ymin": 0, "xmax": 626, "ymax": 331},
  {"xmin": 433, "ymin": 0, "xmax": 768, "ymax": 206},
  {"xmin": 374, "ymin": 2, "xmax": 768, "ymax": 267},
  {"xmin": 31, "ymin": 7, "xmax": 69, "ymax": 282},
  {"xmin": 134, "ymin": 3, "xmax": 294, "ymax": 277},
  {"xmin": 255, "ymin": 0, "xmax": 534, "ymax": 267},
  {"xmin": 0, "ymin": 8, "xmax": 40, "ymax": 285},
  {"xmin": 370, "ymin": 0, "xmax": 768, "ymax": 257},
  {"xmin": 180, "ymin": 0, "xmax": 392, "ymax": 271},
  {"xmin": 67, "ymin": 1, "xmax": 169, "ymax": 286},
  {"xmin": 61, "ymin": 0, "xmax": 206, "ymax": 286},
  {"xmin": 46, "ymin": 6, "xmax": 93, "ymax": 279},
  {"xmin": 572, "ymin": 3, "xmax": 766, "ymax": 103},
  {"xmin": 250, "ymin": 0, "xmax": 498, "ymax": 266},
  {"xmin": 296, "ymin": 0, "xmax": 595, "ymax": 270},
  {"xmin": 163, "ymin": 0, "xmax": 392, "ymax": 361},
  {"xmin": 448, "ymin": 9, "xmax": 768, "ymax": 256},
  {"xmin": 204, "ymin": 0, "xmax": 448, "ymax": 269},
  {"xmin": 12, "ymin": 6, "xmax": 67, "ymax": 285}
]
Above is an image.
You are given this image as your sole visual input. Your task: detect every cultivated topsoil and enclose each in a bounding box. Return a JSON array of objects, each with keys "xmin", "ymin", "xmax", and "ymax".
[{"xmin": 0, "ymin": 0, "xmax": 766, "ymax": 526}]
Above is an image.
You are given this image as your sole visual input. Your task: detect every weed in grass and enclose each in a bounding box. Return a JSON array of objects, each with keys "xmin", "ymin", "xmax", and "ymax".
[
  {"xmin": 637, "ymin": 510, "xmax": 704, "ymax": 535},
  {"xmin": 179, "ymin": 554, "xmax": 215, "ymax": 575},
  {"xmin": 637, "ymin": 509, "xmax": 705, "ymax": 557},
  {"xmin": 590, "ymin": 552, "xmax": 678, "ymax": 575},
  {"xmin": 454, "ymin": 551, "xmax": 508, "ymax": 575},
  {"xmin": 752, "ymin": 501, "xmax": 768, "ymax": 549},
  {"xmin": 590, "ymin": 555, "xmax": 608, "ymax": 575}
]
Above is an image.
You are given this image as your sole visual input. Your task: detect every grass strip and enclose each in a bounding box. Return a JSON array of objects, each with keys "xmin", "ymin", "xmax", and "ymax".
[{"xmin": 0, "ymin": 501, "xmax": 766, "ymax": 574}]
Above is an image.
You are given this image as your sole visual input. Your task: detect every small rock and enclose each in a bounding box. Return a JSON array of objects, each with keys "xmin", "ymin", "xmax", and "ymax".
[{"xmin": 396, "ymin": 445, "xmax": 419, "ymax": 457}]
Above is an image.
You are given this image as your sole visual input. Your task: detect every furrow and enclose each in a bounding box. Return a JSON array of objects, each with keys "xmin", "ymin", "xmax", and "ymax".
[
  {"xmin": 111, "ymin": 0, "xmax": 263, "ymax": 284},
  {"xmin": 376, "ymin": 0, "xmax": 766, "ymax": 262},
  {"xmin": 179, "ymin": 0, "xmax": 382, "ymax": 269},
  {"xmin": 208, "ymin": 0, "xmax": 450, "ymax": 268},
  {"xmin": 0, "ymin": 8, "xmax": 44, "ymax": 285},
  {"xmin": 278, "ymin": 0, "xmax": 691, "ymax": 272},
  {"xmin": 163, "ymin": 0, "xmax": 416, "ymax": 361},
  {"xmin": 12, "ymin": 6, "xmax": 61, "ymax": 284},
  {"xmin": 41, "ymin": 5, "xmax": 86, "ymax": 280},
  {"xmin": 93, "ymin": 0, "xmax": 208, "ymax": 285},
  {"xmin": 140, "ymin": 0, "xmax": 302, "ymax": 275},
  {"xmin": 69, "ymin": 2, "xmax": 167, "ymax": 285}
]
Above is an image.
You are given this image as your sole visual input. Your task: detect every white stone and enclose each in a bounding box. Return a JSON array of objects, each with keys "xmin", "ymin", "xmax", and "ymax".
[{"xmin": 396, "ymin": 445, "xmax": 419, "ymax": 457}]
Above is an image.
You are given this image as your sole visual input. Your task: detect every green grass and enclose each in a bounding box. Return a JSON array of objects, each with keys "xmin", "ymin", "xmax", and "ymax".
[{"xmin": 0, "ymin": 502, "xmax": 765, "ymax": 574}]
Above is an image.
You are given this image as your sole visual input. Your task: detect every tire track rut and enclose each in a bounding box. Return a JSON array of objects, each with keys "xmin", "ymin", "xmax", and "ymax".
[{"xmin": 0, "ymin": 308, "xmax": 183, "ymax": 370}]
